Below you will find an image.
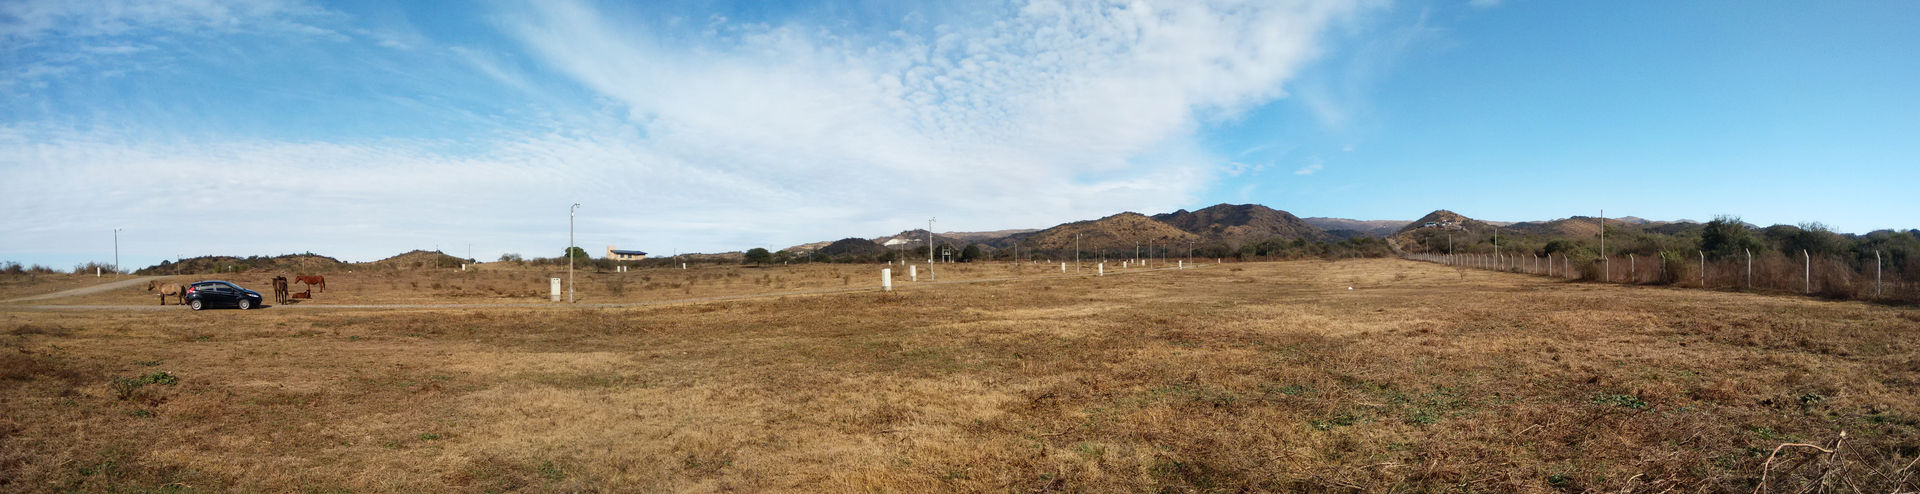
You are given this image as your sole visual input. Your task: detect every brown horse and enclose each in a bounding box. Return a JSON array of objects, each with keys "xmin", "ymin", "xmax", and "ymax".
[
  {"xmin": 294, "ymin": 275, "xmax": 325, "ymax": 292},
  {"xmin": 271, "ymin": 276, "xmax": 290, "ymax": 304},
  {"xmin": 147, "ymin": 280, "xmax": 186, "ymax": 305}
]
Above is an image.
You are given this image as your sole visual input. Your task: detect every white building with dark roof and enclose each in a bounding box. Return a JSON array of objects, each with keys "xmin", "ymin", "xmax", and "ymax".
[{"xmin": 606, "ymin": 246, "xmax": 648, "ymax": 261}]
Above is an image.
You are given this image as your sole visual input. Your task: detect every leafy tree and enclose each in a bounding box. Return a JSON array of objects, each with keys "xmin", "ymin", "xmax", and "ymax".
[
  {"xmin": 1700, "ymin": 215, "xmax": 1763, "ymax": 260},
  {"xmin": 1780, "ymin": 222, "xmax": 1843, "ymax": 257},
  {"xmin": 744, "ymin": 248, "xmax": 773, "ymax": 264}
]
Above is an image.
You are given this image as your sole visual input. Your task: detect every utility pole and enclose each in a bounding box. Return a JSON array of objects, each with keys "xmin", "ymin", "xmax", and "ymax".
[
  {"xmin": 1075, "ymin": 233, "xmax": 1081, "ymax": 273},
  {"xmin": 113, "ymin": 228, "xmax": 121, "ymax": 279},
  {"xmin": 928, "ymin": 218, "xmax": 935, "ymax": 264},
  {"xmin": 569, "ymin": 203, "xmax": 579, "ymax": 303}
]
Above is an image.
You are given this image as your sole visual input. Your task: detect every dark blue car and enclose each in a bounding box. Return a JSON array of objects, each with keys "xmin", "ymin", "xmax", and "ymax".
[{"xmin": 184, "ymin": 280, "xmax": 264, "ymax": 310}]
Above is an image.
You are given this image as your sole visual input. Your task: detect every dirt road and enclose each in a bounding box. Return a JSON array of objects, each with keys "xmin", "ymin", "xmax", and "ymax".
[{"xmin": 0, "ymin": 276, "xmax": 154, "ymax": 303}]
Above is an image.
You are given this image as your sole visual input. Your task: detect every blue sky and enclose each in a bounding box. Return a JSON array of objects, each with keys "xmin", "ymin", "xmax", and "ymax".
[{"xmin": 3, "ymin": 0, "xmax": 1916, "ymax": 270}]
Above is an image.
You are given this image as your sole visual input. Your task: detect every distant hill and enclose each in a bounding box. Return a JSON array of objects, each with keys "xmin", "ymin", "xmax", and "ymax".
[
  {"xmin": 1152, "ymin": 204, "xmax": 1330, "ymax": 244},
  {"xmin": 941, "ymin": 229, "xmax": 1037, "ymax": 242},
  {"xmin": 1303, "ymin": 217, "xmax": 1408, "ymax": 237},
  {"xmin": 136, "ymin": 253, "xmax": 348, "ymax": 275},
  {"xmin": 817, "ymin": 238, "xmax": 887, "ymax": 257},
  {"xmin": 782, "ymin": 240, "xmax": 833, "ymax": 253},
  {"xmin": 997, "ymin": 212, "xmax": 1197, "ymax": 252},
  {"xmin": 873, "ymin": 229, "xmax": 970, "ymax": 250},
  {"xmin": 366, "ymin": 250, "xmax": 472, "ymax": 270},
  {"xmin": 1502, "ymin": 216, "xmax": 1604, "ymax": 238},
  {"xmin": 1396, "ymin": 210, "xmax": 1493, "ymax": 235}
]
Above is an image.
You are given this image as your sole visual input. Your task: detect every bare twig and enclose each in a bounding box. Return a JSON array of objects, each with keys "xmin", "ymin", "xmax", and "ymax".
[
  {"xmin": 1893, "ymin": 454, "xmax": 1920, "ymax": 492},
  {"xmin": 1752, "ymin": 431, "xmax": 1844, "ymax": 494}
]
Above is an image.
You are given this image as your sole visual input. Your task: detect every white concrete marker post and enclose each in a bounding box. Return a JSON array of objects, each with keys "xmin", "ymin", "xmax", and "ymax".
[
  {"xmin": 550, "ymin": 278, "xmax": 561, "ymax": 302},
  {"xmin": 910, "ymin": 265, "xmax": 917, "ymax": 282},
  {"xmin": 882, "ymin": 268, "xmax": 892, "ymax": 292},
  {"xmin": 1098, "ymin": 263, "xmax": 1104, "ymax": 276},
  {"xmin": 1061, "ymin": 262, "xmax": 1066, "ymax": 273}
]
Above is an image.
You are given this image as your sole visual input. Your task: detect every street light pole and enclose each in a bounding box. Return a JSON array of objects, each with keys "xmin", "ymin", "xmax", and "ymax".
[
  {"xmin": 928, "ymin": 218, "xmax": 935, "ymax": 264},
  {"xmin": 113, "ymin": 228, "xmax": 121, "ymax": 279},
  {"xmin": 568, "ymin": 201, "xmax": 576, "ymax": 301}
]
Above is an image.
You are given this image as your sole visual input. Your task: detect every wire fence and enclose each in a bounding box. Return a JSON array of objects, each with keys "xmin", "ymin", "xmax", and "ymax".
[{"xmin": 1403, "ymin": 250, "xmax": 1917, "ymax": 304}]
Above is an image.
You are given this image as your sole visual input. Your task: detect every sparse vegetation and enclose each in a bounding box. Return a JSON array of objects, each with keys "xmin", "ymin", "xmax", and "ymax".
[{"xmin": 1, "ymin": 259, "xmax": 1914, "ymax": 491}]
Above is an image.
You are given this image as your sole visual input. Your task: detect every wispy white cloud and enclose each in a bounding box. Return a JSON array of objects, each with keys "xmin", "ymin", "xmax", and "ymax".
[
  {"xmin": 1295, "ymin": 159, "xmax": 1325, "ymax": 175},
  {"xmin": 1294, "ymin": 6, "xmax": 1441, "ymax": 133},
  {"xmin": 0, "ymin": 0, "xmax": 347, "ymax": 93},
  {"xmin": 1, "ymin": 0, "xmax": 1377, "ymax": 266},
  {"xmin": 495, "ymin": 0, "xmax": 1371, "ymax": 231},
  {"xmin": 0, "ymin": 0, "xmax": 338, "ymax": 42}
]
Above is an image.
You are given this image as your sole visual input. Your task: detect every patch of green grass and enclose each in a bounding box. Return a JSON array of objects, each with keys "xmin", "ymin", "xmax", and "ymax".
[
  {"xmin": 538, "ymin": 460, "xmax": 565, "ymax": 481},
  {"xmin": 1311, "ymin": 412, "xmax": 1362, "ymax": 430},
  {"xmin": 1593, "ymin": 393, "xmax": 1649, "ymax": 410},
  {"xmin": 110, "ymin": 371, "xmax": 180, "ymax": 400},
  {"xmin": 134, "ymin": 360, "xmax": 162, "ymax": 367}
]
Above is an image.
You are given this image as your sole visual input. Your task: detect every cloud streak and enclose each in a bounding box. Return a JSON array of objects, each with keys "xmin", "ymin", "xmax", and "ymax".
[{"xmin": 1, "ymin": 0, "xmax": 1374, "ymax": 268}]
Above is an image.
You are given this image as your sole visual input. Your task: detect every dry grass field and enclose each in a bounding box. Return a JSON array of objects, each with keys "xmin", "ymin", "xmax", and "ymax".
[
  {"xmin": 2, "ymin": 260, "xmax": 1149, "ymax": 307},
  {"xmin": 2, "ymin": 259, "xmax": 1916, "ymax": 492}
]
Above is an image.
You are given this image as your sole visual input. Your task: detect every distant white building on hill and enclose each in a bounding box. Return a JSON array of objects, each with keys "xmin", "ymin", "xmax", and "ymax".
[{"xmin": 606, "ymin": 246, "xmax": 648, "ymax": 261}]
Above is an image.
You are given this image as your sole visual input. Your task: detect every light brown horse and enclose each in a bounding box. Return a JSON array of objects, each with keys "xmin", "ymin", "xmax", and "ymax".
[
  {"xmin": 294, "ymin": 275, "xmax": 325, "ymax": 292},
  {"xmin": 147, "ymin": 280, "xmax": 186, "ymax": 305},
  {"xmin": 271, "ymin": 276, "xmax": 290, "ymax": 304}
]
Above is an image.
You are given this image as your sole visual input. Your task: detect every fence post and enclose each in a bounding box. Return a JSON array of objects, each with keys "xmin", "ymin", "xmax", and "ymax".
[
  {"xmin": 881, "ymin": 268, "xmax": 892, "ymax": 292},
  {"xmin": 1697, "ymin": 251, "xmax": 1705, "ymax": 288},
  {"xmin": 1875, "ymin": 250, "xmax": 1882, "ymax": 299},
  {"xmin": 1803, "ymin": 249, "xmax": 1811, "ymax": 295},
  {"xmin": 1630, "ymin": 254, "xmax": 1636, "ymax": 281},
  {"xmin": 1745, "ymin": 249, "xmax": 1752, "ymax": 289}
]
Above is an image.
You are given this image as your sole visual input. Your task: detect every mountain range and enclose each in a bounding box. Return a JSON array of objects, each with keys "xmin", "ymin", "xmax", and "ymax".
[{"xmin": 781, "ymin": 204, "xmax": 1705, "ymax": 255}]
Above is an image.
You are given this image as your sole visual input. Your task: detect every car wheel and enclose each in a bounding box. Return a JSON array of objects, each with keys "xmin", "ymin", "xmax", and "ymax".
[
  {"xmin": 237, "ymin": 299, "xmax": 252, "ymax": 310},
  {"xmin": 189, "ymin": 299, "xmax": 204, "ymax": 311}
]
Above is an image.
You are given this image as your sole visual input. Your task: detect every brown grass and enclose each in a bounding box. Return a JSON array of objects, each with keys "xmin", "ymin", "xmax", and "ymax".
[
  {"xmin": 1, "ymin": 259, "xmax": 1916, "ymax": 492},
  {"xmin": 1, "ymin": 261, "xmax": 1120, "ymax": 307}
]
